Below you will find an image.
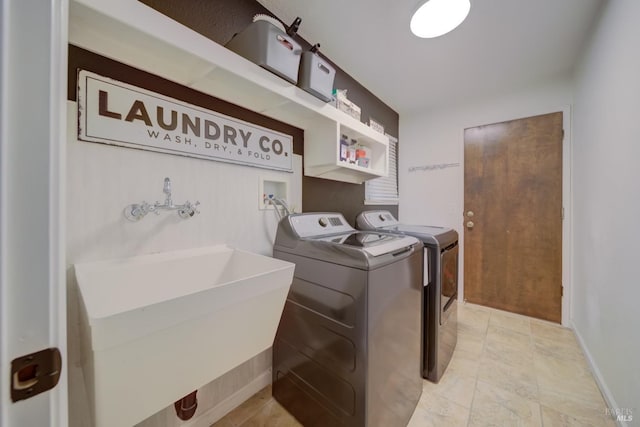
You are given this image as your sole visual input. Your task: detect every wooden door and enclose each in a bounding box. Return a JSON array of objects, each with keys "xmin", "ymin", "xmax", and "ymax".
[{"xmin": 464, "ymin": 112, "xmax": 563, "ymax": 323}]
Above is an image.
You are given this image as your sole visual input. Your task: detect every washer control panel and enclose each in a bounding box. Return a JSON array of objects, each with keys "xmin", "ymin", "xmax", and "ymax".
[{"xmin": 289, "ymin": 213, "xmax": 354, "ymax": 237}]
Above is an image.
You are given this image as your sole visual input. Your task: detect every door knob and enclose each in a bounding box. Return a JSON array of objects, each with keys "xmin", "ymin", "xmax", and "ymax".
[
  {"xmin": 466, "ymin": 211, "xmax": 474, "ymax": 217},
  {"xmin": 466, "ymin": 221, "xmax": 474, "ymax": 229}
]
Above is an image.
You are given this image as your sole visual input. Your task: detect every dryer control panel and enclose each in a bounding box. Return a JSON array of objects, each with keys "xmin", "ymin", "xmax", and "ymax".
[
  {"xmin": 358, "ymin": 210, "xmax": 399, "ymax": 229},
  {"xmin": 289, "ymin": 213, "xmax": 354, "ymax": 238}
]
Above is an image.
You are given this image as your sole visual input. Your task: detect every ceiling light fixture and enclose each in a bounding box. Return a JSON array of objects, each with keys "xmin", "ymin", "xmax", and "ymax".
[{"xmin": 410, "ymin": 0, "xmax": 471, "ymax": 38}]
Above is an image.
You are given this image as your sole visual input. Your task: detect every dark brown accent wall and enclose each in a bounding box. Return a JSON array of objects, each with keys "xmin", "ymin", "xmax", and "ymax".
[{"xmin": 139, "ymin": 0, "xmax": 399, "ymax": 222}]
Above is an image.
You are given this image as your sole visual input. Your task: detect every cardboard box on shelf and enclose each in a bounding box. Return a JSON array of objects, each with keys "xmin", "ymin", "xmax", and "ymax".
[
  {"xmin": 368, "ymin": 118, "xmax": 385, "ymax": 134},
  {"xmin": 333, "ymin": 89, "xmax": 362, "ymax": 122}
]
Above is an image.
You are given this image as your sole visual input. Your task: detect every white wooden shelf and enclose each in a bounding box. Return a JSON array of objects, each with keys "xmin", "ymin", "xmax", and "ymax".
[{"xmin": 69, "ymin": 0, "xmax": 389, "ymax": 184}]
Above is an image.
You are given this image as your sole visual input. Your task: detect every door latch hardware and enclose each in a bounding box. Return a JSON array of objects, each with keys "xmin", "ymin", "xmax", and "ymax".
[{"xmin": 11, "ymin": 347, "xmax": 62, "ymax": 402}]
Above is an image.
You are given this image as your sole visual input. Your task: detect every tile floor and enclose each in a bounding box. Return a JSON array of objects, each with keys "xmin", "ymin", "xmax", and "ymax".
[{"xmin": 212, "ymin": 303, "xmax": 616, "ymax": 426}]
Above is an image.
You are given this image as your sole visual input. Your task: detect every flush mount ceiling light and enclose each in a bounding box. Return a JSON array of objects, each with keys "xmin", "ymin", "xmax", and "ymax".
[{"xmin": 410, "ymin": 0, "xmax": 471, "ymax": 38}]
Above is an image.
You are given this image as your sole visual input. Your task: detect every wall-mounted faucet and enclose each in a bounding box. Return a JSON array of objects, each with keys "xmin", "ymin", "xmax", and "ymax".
[{"xmin": 124, "ymin": 177, "xmax": 200, "ymax": 222}]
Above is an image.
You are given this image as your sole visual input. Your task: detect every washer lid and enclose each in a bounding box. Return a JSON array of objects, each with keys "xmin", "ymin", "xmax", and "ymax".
[
  {"xmin": 361, "ymin": 235, "xmax": 418, "ymax": 256},
  {"xmin": 315, "ymin": 232, "xmax": 419, "ymax": 256}
]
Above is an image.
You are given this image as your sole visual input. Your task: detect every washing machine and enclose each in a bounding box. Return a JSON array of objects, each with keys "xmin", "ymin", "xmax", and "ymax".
[
  {"xmin": 356, "ymin": 210, "xmax": 459, "ymax": 383},
  {"xmin": 272, "ymin": 212, "xmax": 423, "ymax": 427}
]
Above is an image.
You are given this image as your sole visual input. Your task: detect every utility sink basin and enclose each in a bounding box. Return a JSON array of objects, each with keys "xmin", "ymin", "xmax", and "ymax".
[{"xmin": 75, "ymin": 245, "xmax": 295, "ymax": 427}]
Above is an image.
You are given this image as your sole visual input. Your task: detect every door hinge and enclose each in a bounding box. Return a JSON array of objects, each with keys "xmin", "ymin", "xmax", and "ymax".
[
  {"xmin": 561, "ymin": 285, "xmax": 564, "ymax": 297},
  {"xmin": 562, "ymin": 207, "xmax": 565, "ymax": 220},
  {"xmin": 11, "ymin": 347, "xmax": 62, "ymax": 402}
]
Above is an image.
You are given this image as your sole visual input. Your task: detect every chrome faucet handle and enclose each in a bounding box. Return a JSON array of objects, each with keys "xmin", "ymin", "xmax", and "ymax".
[
  {"xmin": 177, "ymin": 200, "xmax": 200, "ymax": 219},
  {"xmin": 124, "ymin": 201, "xmax": 151, "ymax": 221}
]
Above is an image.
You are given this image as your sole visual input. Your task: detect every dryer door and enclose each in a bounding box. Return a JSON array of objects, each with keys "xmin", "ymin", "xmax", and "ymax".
[{"xmin": 440, "ymin": 243, "xmax": 458, "ymax": 325}]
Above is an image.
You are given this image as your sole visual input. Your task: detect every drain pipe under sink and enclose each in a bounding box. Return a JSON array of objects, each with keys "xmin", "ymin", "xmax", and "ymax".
[{"xmin": 174, "ymin": 390, "xmax": 198, "ymax": 420}]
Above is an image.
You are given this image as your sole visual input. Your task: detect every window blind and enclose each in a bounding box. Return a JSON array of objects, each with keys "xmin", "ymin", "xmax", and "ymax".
[{"xmin": 365, "ymin": 135, "xmax": 399, "ymax": 205}]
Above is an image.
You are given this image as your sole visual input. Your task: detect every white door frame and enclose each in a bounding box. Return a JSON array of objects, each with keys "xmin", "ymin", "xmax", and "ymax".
[
  {"xmin": 0, "ymin": 0, "xmax": 68, "ymax": 426},
  {"xmin": 560, "ymin": 104, "xmax": 573, "ymax": 327}
]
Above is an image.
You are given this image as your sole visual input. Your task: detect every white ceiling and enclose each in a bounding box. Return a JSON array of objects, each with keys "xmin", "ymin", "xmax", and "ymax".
[{"xmin": 256, "ymin": 0, "xmax": 605, "ymax": 114}]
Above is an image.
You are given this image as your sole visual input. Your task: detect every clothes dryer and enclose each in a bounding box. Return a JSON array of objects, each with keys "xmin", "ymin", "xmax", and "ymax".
[{"xmin": 356, "ymin": 210, "xmax": 458, "ymax": 382}]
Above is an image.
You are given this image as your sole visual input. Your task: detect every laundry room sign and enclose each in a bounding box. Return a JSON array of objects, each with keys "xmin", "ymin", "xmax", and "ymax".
[{"xmin": 77, "ymin": 70, "xmax": 293, "ymax": 172}]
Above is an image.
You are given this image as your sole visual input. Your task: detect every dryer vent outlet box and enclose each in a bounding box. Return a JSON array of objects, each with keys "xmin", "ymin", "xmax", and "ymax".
[{"xmin": 260, "ymin": 179, "xmax": 288, "ymax": 210}]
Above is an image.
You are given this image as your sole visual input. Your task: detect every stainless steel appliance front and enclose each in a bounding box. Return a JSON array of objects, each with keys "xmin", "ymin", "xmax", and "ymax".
[
  {"xmin": 356, "ymin": 210, "xmax": 459, "ymax": 383},
  {"xmin": 272, "ymin": 213, "xmax": 423, "ymax": 426}
]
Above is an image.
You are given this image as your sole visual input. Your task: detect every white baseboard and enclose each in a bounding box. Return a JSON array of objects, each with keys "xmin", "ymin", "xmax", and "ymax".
[
  {"xmin": 182, "ymin": 369, "xmax": 272, "ymax": 427},
  {"xmin": 570, "ymin": 321, "xmax": 626, "ymax": 427}
]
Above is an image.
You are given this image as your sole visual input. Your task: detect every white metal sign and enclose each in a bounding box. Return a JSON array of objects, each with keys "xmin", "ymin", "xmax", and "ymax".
[{"xmin": 78, "ymin": 70, "xmax": 293, "ymax": 172}]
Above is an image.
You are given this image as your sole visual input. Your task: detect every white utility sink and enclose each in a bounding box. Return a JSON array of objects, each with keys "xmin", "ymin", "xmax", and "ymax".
[{"xmin": 75, "ymin": 245, "xmax": 295, "ymax": 427}]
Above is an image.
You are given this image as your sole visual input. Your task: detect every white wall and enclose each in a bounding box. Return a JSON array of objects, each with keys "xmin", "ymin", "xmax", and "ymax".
[
  {"xmin": 65, "ymin": 102, "xmax": 302, "ymax": 426},
  {"xmin": 572, "ymin": 0, "xmax": 640, "ymax": 418},
  {"xmin": 66, "ymin": 104, "xmax": 301, "ymax": 262},
  {"xmin": 399, "ymin": 77, "xmax": 573, "ymax": 314}
]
